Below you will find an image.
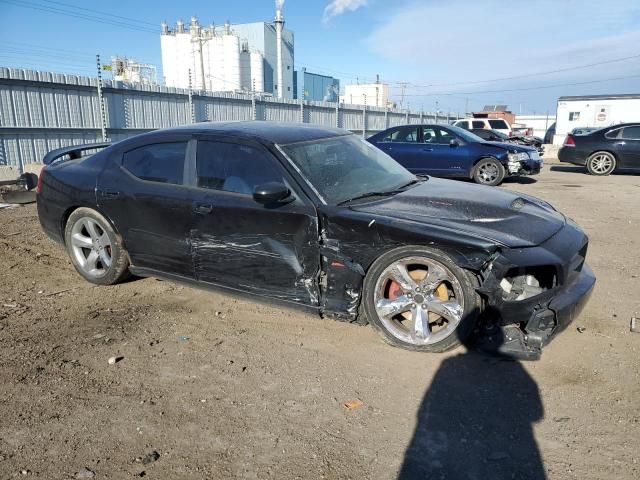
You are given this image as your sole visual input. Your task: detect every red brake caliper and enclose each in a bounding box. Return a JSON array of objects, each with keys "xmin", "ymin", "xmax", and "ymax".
[{"xmin": 387, "ymin": 280, "xmax": 402, "ymax": 300}]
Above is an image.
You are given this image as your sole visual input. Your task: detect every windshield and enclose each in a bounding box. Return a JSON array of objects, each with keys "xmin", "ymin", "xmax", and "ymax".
[
  {"xmin": 448, "ymin": 125, "xmax": 486, "ymax": 143},
  {"xmin": 280, "ymin": 134, "xmax": 416, "ymax": 205}
]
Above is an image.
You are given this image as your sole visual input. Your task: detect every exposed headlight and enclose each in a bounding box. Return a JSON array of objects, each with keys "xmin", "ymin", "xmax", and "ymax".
[
  {"xmin": 508, "ymin": 152, "xmax": 529, "ymax": 162},
  {"xmin": 528, "ymin": 151, "xmax": 540, "ymax": 160}
]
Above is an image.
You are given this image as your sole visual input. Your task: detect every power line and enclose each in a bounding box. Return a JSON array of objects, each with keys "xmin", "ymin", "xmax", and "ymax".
[{"xmin": 399, "ymin": 73, "xmax": 640, "ymax": 97}]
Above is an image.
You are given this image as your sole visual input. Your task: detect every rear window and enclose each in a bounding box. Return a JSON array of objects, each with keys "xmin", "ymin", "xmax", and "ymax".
[
  {"xmin": 122, "ymin": 142, "xmax": 187, "ymax": 185},
  {"xmin": 488, "ymin": 119, "xmax": 508, "ymax": 129},
  {"xmin": 472, "ymin": 120, "xmax": 486, "ymax": 129}
]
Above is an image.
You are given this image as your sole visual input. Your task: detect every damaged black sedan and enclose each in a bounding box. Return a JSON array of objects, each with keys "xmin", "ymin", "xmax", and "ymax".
[{"xmin": 37, "ymin": 122, "xmax": 595, "ymax": 359}]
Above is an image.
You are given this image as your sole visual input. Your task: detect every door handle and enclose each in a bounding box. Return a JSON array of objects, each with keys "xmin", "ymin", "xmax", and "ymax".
[
  {"xmin": 422, "ymin": 148, "xmax": 433, "ymax": 152},
  {"xmin": 100, "ymin": 190, "xmax": 120, "ymax": 199},
  {"xmin": 193, "ymin": 203, "xmax": 213, "ymax": 214}
]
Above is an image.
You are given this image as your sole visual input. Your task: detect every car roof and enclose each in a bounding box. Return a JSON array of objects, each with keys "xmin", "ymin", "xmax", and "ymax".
[{"xmin": 145, "ymin": 121, "xmax": 350, "ymax": 145}]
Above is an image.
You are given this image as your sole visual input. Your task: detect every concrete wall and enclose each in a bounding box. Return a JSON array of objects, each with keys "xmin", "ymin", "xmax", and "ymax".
[{"xmin": 0, "ymin": 67, "xmax": 456, "ymax": 173}]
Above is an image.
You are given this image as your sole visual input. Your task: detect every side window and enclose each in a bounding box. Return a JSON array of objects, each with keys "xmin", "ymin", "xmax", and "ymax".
[
  {"xmin": 122, "ymin": 142, "xmax": 187, "ymax": 185},
  {"xmin": 456, "ymin": 120, "xmax": 469, "ymax": 129},
  {"xmin": 605, "ymin": 128, "xmax": 622, "ymax": 139},
  {"xmin": 621, "ymin": 126, "xmax": 640, "ymax": 140},
  {"xmin": 434, "ymin": 127, "xmax": 455, "ymax": 144},
  {"xmin": 196, "ymin": 141, "xmax": 283, "ymax": 194},
  {"xmin": 385, "ymin": 126, "xmax": 418, "ymax": 143},
  {"xmin": 472, "ymin": 120, "xmax": 485, "ymax": 129},
  {"xmin": 381, "ymin": 128, "xmax": 399, "ymax": 142},
  {"xmin": 488, "ymin": 119, "xmax": 508, "ymax": 129},
  {"xmin": 422, "ymin": 127, "xmax": 437, "ymax": 143}
]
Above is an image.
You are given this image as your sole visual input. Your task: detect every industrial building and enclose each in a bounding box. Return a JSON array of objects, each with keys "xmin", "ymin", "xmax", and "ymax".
[
  {"xmin": 340, "ymin": 82, "xmax": 390, "ymax": 107},
  {"xmin": 294, "ymin": 68, "xmax": 339, "ymax": 102},
  {"xmin": 111, "ymin": 57, "xmax": 157, "ymax": 85},
  {"xmin": 160, "ymin": 3, "xmax": 294, "ymax": 98},
  {"xmin": 554, "ymin": 94, "xmax": 640, "ymax": 144}
]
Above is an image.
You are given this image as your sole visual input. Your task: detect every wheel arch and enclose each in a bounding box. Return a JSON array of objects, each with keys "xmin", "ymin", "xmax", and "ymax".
[{"xmin": 60, "ymin": 204, "xmax": 125, "ymax": 249}]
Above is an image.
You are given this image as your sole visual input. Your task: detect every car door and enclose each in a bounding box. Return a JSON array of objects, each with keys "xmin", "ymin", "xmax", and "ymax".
[
  {"xmin": 96, "ymin": 136, "xmax": 196, "ymax": 278},
  {"xmin": 617, "ymin": 126, "xmax": 640, "ymax": 168},
  {"xmin": 422, "ymin": 126, "xmax": 472, "ymax": 177},
  {"xmin": 188, "ymin": 136, "xmax": 320, "ymax": 305},
  {"xmin": 374, "ymin": 126, "xmax": 425, "ymax": 171}
]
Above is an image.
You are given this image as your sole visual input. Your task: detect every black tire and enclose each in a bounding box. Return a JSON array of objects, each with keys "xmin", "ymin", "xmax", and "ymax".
[
  {"xmin": 586, "ymin": 151, "xmax": 616, "ymax": 176},
  {"xmin": 361, "ymin": 246, "xmax": 481, "ymax": 353},
  {"xmin": 473, "ymin": 158, "xmax": 505, "ymax": 186},
  {"xmin": 64, "ymin": 207, "xmax": 130, "ymax": 285}
]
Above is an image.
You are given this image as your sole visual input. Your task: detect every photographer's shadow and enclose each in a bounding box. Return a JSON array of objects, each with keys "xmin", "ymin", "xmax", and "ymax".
[{"xmin": 398, "ymin": 329, "xmax": 546, "ymax": 480}]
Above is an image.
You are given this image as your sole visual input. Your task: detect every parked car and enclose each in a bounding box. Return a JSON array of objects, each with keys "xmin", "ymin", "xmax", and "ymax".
[
  {"xmin": 36, "ymin": 121, "xmax": 594, "ymax": 359},
  {"xmin": 453, "ymin": 118, "xmax": 512, "ymax": 136},
  {"xmin": 558, "ymin": 123, "xmax": 640, "ymax": 175},
  {"xmin": 367, "ymin": 124, "xmax": 542, "ymax": 186},
  {"xmin": 470, "ymin": 129, "xmax": 545, "ymax": 155}
]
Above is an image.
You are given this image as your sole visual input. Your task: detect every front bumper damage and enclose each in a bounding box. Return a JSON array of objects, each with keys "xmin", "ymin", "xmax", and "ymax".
[{"xmin": 475, "ymin": 220, "xmax": 595, "ymax": 360}]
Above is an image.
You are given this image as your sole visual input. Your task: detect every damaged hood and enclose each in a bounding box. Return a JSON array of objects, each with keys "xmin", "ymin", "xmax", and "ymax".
[{"xmin": 353, "ymin": 178, "xmax": 566, "ymax": 248}]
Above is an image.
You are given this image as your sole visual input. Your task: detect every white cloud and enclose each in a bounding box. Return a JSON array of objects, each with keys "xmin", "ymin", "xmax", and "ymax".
[{"xmin": 323, "ymin": 0, "xmax": 368, "ymax": 23}]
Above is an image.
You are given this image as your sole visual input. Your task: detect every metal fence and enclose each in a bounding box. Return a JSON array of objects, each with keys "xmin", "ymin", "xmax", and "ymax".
[{"xmin": 0, "ymin": 67, "xmax": 458, "ymax": 171}]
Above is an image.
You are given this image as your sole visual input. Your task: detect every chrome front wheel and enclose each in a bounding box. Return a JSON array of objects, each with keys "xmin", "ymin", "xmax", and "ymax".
[{"xmin": 363, "ymin": 247, "xmax": 480, "ymax": 352}]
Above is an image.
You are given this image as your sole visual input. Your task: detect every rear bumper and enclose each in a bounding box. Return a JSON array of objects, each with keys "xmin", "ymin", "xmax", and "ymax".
[{"xmin": 558, "ymin": 146, "xmax": 586, "ymax": 165}]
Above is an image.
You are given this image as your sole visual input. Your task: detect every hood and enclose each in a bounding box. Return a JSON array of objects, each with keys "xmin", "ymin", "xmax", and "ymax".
[{"xmin": 352, "ymin": 178, "xmax": 565, "ymax": 248}]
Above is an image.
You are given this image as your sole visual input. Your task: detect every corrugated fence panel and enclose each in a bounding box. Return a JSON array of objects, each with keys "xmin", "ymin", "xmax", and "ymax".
[{"xmin": 0, "ymin": 68, "xmax": 458, "ymax": 169}]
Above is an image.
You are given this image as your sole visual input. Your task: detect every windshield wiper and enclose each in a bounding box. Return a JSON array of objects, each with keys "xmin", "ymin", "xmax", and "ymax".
[{"xmin": 337, "ymin": 190, "xmax": 398, "ymax": 206}]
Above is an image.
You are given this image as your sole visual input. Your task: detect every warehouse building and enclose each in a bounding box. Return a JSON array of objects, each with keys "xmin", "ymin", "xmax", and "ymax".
[
  {"xmin": 293, "ymin": 68, "xmax": 339, "ymax": 102},
  {"xmin": 160, "ymin": 3, "xmax": 294, "ymax": 98},
  {"xmin": 554, "ymin": 94, "xmax": 640, "ymax": 144},
  {"xmin": 340, "ymin": 82, "xmax": 390, "ymax": 107}
]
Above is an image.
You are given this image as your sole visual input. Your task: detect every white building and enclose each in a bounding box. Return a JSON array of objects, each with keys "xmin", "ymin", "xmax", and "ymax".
[
  {"xmin": 340, "ymin": 83, "xmax": 390, "ymax": 107},
  {"xmin": 111, "ymin": 57, "xmax": 157, "ymax": 85},
  {"xmin": 554, "ymin": 94, "xmax": 640, "ymax": 144},
  {"xmin": 514, "ymin": 114, "xmax": 555, "ymax": 139},
  {"xmin": 160, "ymin": 4, "xmax": 294, "ymax": 98}
]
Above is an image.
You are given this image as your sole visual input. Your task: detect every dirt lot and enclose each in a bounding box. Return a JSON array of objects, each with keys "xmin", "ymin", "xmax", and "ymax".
[{"xmin": 1, "ymin": 165, "xmax": 638, "ymax": 479}]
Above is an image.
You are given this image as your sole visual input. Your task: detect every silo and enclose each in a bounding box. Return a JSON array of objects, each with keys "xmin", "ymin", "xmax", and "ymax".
[
  {"xmin": 239, "ymin": 50, "xmax": 251, "ymax": 91},
  {"xmin": 223, "ymin": 33, "xmax": 241, "ymax": 91},
  {"xmin": 250, "ymin": 51, "xmax": 264, "ymax": 93}
]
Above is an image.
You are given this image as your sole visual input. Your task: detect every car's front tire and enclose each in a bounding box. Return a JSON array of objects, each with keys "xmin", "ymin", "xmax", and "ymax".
[
  {"xmin": 64, "ymin": 207, "xmax": 130, "ymax": 285},
  {"xmin": 361, "ymin": 246, "xmax": 480, "ymax": 352},
  {"xmin": 473, "ymin": 158, "xmax": 505, "ymax": 186},
  {"xmin": 586, "ymin": 151, "xmax": 616, "ymax": 176}
]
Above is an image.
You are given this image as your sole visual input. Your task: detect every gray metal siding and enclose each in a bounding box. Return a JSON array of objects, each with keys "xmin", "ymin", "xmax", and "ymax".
[{"xmin": 0, "ymin": 67, "xmax": 457, "ymax": 169}]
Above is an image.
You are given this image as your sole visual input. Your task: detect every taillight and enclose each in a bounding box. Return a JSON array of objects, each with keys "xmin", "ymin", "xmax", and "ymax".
[
  {"xmin": 564, "ymin": 135, "xmax": 575, "ymax": 146},
  {"xmin": 36, "ymin": 167, "xmax": 45, "ymax": 194}
]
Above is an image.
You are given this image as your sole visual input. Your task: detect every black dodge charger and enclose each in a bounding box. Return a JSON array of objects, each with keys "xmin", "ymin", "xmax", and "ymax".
[{"xmin": 37, "ymin": 121, "xmax": 595, "ymax": 359}]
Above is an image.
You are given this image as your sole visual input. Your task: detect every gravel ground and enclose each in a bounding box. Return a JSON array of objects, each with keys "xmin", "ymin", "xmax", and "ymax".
[{"xmin": 0, "ymin": 164, "xmax": 638, "ymax": 479}]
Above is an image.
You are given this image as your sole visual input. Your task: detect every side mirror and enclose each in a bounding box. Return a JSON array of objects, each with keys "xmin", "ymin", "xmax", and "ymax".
[
  {"xmin": 449, "ymin": 139, "xmax": 459, "ymax": 148},
  {"xmin": 253, "ymin": 182, "xmax": 292, "ymax": 204}
]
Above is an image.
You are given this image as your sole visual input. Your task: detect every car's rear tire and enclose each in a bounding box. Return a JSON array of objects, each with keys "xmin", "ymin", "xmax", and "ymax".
[
  {"xmin": 361, "ymin": 246, "xmax": 480, "ymax": 352},
  {"xmin": 473, "ymin": 158, "xmax": 505, "ymax": 186},
  {"xmin": 64, "ymin": 207, "xmax": 130, "ymax": 285},
  {"xmin": 586, "ymin": 151, "xmax": 616, "ymax": 176}
]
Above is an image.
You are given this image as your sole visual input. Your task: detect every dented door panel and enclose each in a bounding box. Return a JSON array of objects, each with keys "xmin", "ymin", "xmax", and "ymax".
[{"xmin": 190, "ymin": 191, "xmax": 320, "ymax": 305}]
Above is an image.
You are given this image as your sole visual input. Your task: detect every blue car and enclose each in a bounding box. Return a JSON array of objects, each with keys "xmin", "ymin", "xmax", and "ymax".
[{"xmin": 368, "ymin": 124, "xmax": 542, "ymax": 186}]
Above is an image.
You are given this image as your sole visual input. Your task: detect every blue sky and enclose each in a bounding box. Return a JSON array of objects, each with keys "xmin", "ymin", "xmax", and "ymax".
[{"xmin": 1, "ymin": 0, "xmax": 639, "ymax": 114}]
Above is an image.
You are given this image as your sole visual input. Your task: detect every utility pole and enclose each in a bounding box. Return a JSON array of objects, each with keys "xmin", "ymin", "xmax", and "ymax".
[
  {"xmin": 362, "ymin": 93, "xmax": 367, "ymax": 138},
  {"xmin": 95, "ymin": 54, "xmax": 108, "ymax": 142},
  {"xmin": 398, "ymin": 82, "xmax": 408, "ymax": 109},
  {"xmin": 188, "ymin": 69, "xmax": 195, "ymax": 123}
]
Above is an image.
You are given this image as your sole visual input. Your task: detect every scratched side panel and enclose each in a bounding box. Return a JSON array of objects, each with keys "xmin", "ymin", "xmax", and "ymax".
[{"xmin": 190, "ymin": 192, "xmax": 321, "ymax": 306}]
